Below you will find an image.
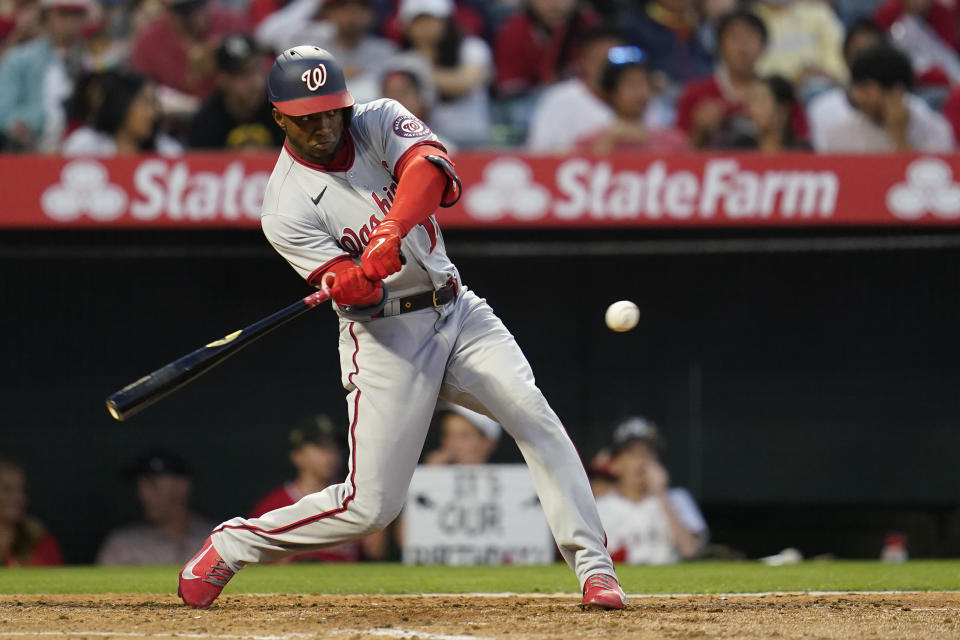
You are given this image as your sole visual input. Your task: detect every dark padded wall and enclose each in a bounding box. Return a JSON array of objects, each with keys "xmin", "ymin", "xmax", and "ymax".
[{"xmin": 2, "ymin": 229, "xmax": 958, "ymax": 562}]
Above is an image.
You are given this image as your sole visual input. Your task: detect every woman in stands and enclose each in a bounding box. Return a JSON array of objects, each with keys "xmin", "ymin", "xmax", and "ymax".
[{"xmin": 61, "ymin": 70, "xmax": 182, "ymax": 156}]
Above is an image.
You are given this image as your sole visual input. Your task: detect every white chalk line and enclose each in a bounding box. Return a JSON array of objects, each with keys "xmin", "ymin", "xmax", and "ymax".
[
  {"xmin": 235, "ymin": 590, "xmax": 960, "ymax": 599},
  {"xmin": 0, "ymin": 629, "xmax": 494, "ymax": 640}
]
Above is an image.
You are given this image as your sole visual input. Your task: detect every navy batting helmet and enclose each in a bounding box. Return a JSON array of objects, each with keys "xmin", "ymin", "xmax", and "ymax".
[{"xmin": 268, "ymin": 46, "xmax": 355, "ymax": 117}]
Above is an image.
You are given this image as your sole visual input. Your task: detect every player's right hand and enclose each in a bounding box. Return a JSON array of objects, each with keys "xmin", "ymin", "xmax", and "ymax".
[{"xmin": 324, "ymin": 265, "xmax": 383, "ymax": 308}]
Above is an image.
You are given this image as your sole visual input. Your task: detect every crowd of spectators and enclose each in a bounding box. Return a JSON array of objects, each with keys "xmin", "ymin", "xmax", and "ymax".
[
  {"xmin": 2, "ymin": 407, "xmax": 707, "ymax": 566},
  {"xmin": 1, "ymin": 0, "xmax": 960, "ymax": 154}
]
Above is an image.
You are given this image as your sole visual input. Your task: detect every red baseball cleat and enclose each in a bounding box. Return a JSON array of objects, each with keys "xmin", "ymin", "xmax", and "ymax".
[
  {"xmin": 178, "ymin": 537, "xmax": 235, "ymax": 608},
  {"xmin": 581, "ymin": 573, "xmax": 626, "ymax": 610}
]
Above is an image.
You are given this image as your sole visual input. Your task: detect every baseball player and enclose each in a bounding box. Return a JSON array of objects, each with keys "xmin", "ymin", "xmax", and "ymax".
[{"xmin": 177, "ymin": 46, "xmax": 625, "ymax": 610}]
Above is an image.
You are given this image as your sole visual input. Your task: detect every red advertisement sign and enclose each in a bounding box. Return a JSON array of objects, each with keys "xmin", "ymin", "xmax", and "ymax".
[{"xmin": 1, "ymin": 152, "xmax": 959, "ymax": 228}]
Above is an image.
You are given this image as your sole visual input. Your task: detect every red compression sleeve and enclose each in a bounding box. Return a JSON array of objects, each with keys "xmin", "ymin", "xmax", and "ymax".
[{"xmin": 384, "ymin": 146, "xmax": 452, "ymax": 236}]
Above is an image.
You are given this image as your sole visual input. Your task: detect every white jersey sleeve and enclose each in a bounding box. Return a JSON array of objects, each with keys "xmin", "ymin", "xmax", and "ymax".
[
  {"xmin": 262, "ymin": 210, "xmax": 350, "ymax": 285},
  {"xmin": 351, "ymin": 98, "xmax": 446, "ymax": 176}
]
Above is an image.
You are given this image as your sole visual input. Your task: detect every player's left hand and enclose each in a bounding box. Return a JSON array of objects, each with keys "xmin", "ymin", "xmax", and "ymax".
[
  {"xmin": 361, "ymin": 220, "xmax": 403, "ymax": 280},
  {"xmin": 324, "ymin": 265, "xmax": 383, "ymax": 307}
]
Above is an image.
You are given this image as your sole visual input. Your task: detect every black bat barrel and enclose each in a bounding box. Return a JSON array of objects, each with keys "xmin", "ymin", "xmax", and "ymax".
[{"xmin": 105, "ymin": 290, "xmax": 329, "ymax": 421}]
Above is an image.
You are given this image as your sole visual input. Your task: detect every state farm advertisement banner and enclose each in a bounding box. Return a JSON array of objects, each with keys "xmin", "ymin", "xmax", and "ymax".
[{"xmin": 1, "ymin": 152, "xmax": 959, "ymax": 228}]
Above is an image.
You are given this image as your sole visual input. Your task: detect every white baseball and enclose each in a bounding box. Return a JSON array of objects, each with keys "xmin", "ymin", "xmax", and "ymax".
[{"xmin": 605, "ymin": 300, "xmax": 640, "ymax": 332}]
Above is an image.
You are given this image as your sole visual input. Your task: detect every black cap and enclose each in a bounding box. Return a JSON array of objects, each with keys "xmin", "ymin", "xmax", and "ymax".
[
  {"xmin": 610, "ymin": 416, "xmax": 663, "ymax": 456},
  {"xmin": 216, "ymin": 34, "xmax": 261, "ymax": 74},
  {"xmin": 288, "ymin": 414, "xmax": 342, "ymax": 451},
  {"xmin": 126, "ymin": 450, "xmax": 190, "ymax": 480}
]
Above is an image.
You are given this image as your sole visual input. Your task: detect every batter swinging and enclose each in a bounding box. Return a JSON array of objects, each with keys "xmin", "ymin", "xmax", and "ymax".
[{"xmin": 178, "ymin": 46, "xmax": 626, "ymax": 610}]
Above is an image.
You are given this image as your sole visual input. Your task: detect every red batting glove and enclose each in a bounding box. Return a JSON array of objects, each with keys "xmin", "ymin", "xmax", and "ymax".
[
  {"xmin": 325, "ymin": 265, "xmax": 383, "ymax": 307},
  {"xmin": 361, "ymin": 219, "xmax": 404, "ymax": 280}
]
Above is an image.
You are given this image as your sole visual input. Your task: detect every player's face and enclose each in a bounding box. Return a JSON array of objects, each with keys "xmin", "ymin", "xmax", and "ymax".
[
  {"xmin": 274, "ymin": 108, "xmax": 345, "ymax": 164},
  {"xmin": 0, "ymin": 468, "xmax": 26, "ymax": 525}
]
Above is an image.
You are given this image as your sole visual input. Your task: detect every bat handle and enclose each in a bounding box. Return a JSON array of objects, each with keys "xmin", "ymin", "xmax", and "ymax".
[{"xmin": 304, "ymin": 285, "xmax": 332, "ymax": 308}]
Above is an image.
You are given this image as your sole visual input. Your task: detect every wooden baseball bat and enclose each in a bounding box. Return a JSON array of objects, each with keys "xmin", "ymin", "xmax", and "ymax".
[{"xmin": 105, "ymin": 288, "xmax": 331, "ymax": 422}]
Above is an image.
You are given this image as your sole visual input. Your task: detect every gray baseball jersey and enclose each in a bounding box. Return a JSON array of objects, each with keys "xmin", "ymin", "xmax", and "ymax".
[
  {"xmin": 209, "ymin": 98, "xmax": 618, "ymax": 591},
  {"xmin": 261, "ymin": 99, "xmax": 458, "ymax": 302}
]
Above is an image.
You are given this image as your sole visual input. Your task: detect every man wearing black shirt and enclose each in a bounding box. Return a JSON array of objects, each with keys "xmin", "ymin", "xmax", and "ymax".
[{"xmin": 187, "ymin": 34, "xmax": 284, "ymax": 149}]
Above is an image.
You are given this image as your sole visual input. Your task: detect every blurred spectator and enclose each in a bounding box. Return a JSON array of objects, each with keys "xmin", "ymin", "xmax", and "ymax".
[
  {"xmin": 0, "ymin": 0, "xmax": 90, "ymax": 152},
  {"xmin": 277, "ymin": 0, "xmax": 396, "ymax": 103},
  {"xmin": 874, "ymin": 0, "xmax": 957, "ymax": 50},
  {"xmin": 596, "ymin": 417, "xmax": 707, "ymax": 565},
  {"xmin": 62, "ymin": 70, "xmax": 182, "ymax": 154},
  {"xmin": 874, "ymin": 0, "xmax": 960, "ymax": 86},
  {"xmin": 941, "ymin": 85, "xmax": 960, "ymax": 144},
  {"xmin": 493, "ymin": 0, "xmax": 598, "ymax": 98},
  {"xmin": 186, "ymin": 34, "xmax": 282, "ymax": 149},
  {"xmin": 724, "ymin": 75, "xmax": 810, "ymax": 150},
  {"xmin": 379, "ymin": 51, "xmax": 460, "ymax": 150},
  {"xmin": 753, "ymin": 0, "xmax": 847, "ymax": 91},
  {"xmin": 675, "ymin": 9, "xmax": 766, "ymax": 148},
  {"xmin": 381, "ymin": 51, "xmax": 436, "ymax": 122},
  {"xmin": 525, "ymin": 24, "xmax": 623, "ymax": 153},
  {"xmin": 97, "ymin": 450, "xmax": 215, "ymax": 565},
  {"xmin": 254, "ymin": 0, "xmax": 316, "ymax": 52},
  {"xmin": 0, "ymin": 455, "xmax": 62, "ymax": 566},
  {"xmin": 695, "ymin": 0, "xmax": 737, "ymax": 55},
  {"xmin": 817, "ymin": 44, "xmax": 953, "ymax": 152},
  {"xmin": 424, "ymin": 405, "xmax": 500, "ymax": 465},
  {"xmin": 248, "ymin": 0, "xmax": 286, "ymax": 28},
  {"xmin": 249, "ymin": 415, "xmax": 388, "ymax": 561},
  {"xmin": 807, "ymin": 18, "xmax": 886, "ymax": 151},
  {"xmin": 131, "ymin": 0, "xmax": 248, "ymax": 101},
  {"xmin": 575, "ymin": 46, "xmax": 688, "ymax": 153},
  {"xmin": 620, "ymin": 0, "xmax": 713, "ymax": 86},
  {"xmin": 586, "ymin": 448, "xmax": 617, "ymax": 499},
  {"xmin": 397, "ymin": 0, "xmax": 491, "ymax": 146},
  {"xmin": 382, "ymin": 0, "xmax": 485, "ymax": 44},
  {"xmin": 0, "ymin": 0, "xmax": 42, "ymax": 58}
]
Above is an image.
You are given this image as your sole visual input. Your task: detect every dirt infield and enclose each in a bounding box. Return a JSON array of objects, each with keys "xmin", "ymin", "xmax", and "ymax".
[{"xmin": 1, "ymin": 592, "xmax": 959, "ymax": 640}]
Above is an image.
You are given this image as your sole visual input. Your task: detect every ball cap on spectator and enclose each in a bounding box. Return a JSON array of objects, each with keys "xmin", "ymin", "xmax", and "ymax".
[
  {"xmin": 126, "ymin": 450, "xmax": 190, "ymax": 480},
  {"xmin": 289, "ymin": 414, "xmax": 342, "ymax": 451},
  {"xmin": 447, "ymin": 405, "xmax": 501, "ymax": 442},
  {"xmin": 40, "ymin": 0, "xmax": 92, "ymax": 11},
  {"xmin": 610, "ymin": 416, "xmax": 663, "ymax": 455},
  {"xmin": 399, "ymin": 0, "xmax": 453, "ymax": 24},
  {"xmin": 216, "ymin": 34, "xmax": 261, "ymax": 74},
  {"xmin": 268, "ymin": 46, "xmax": 355, "ymax": 116}
]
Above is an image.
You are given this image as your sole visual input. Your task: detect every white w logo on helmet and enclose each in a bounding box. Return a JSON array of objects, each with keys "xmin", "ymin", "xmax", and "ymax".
[{"xmin": 300, "ymin": 64, "xmax": 327, "ymax": 92}]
